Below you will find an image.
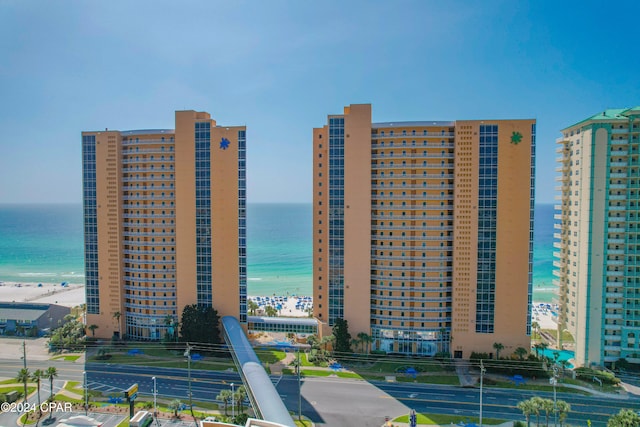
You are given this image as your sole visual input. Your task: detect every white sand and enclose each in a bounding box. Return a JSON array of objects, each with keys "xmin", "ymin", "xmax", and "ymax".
[
  {"xmin": 532, "ymin": 301, "xmax": 559, "ymax": 329},
  {"xmin": 0, "ymin": 281, "xmax": 85, "ymax": 307},
  {"xmin": 248, "ymin": 295, "xmax": 313, "ymax": 318}
]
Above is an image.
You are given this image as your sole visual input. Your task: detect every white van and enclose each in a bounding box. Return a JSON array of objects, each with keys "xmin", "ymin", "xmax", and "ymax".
[{"xmin": 130, "ymin": 411, "xmax": 152, "ymax": 427}]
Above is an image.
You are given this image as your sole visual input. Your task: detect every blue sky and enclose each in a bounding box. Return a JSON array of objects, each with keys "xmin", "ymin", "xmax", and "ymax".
[{"xmin": 1, "ymin": 1, "xmax": 639, "ymax": 204}]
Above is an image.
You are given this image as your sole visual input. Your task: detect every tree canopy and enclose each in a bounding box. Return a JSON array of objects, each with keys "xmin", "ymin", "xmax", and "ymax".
[
  {"xmin": 179, "ymin": 304, "xmax": 221, "ymax": 344},
  {"xmin": 332, "ymin": 318, "xmax": 352, "ymax": 354}
]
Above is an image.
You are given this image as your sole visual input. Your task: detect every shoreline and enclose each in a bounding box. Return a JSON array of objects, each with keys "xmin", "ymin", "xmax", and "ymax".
[{"xmin": 0, "ymin": 280, "xmax": 559, "ymax": 327}]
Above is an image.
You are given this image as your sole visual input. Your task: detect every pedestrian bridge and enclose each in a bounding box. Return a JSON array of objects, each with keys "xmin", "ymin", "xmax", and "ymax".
[{"xmin": 221, "ymin": 316, "xmax": 296, "ymax": 427}]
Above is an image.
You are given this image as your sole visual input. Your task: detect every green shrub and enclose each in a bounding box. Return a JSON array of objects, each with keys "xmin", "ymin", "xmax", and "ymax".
[{"xmin": 574, "ymin": 367, "xmax": 620, "ymax": 385}]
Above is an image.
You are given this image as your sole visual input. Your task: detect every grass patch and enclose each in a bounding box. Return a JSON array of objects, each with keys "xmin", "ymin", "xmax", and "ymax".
[
  {"xmin": 255, "ymin": 349, "xmax": 287, "ymax": 364},
  {"xmin": 484, "ymin": 380, "xmax": 587, "ymax": 394},
  {"xmin": 51, "ymin": 354, "xmax": 82, "ymax": 361},
  {"xmin": 88, "ymin": 354, "xmax": 236, "ymax": 371},
  {"xmin": 397, "ymin": 375, "xmax": 460, "ymax": 385},
  {"xmin": 0, "ymin": 379, "xmax": 18, "ymax": 385},
  {"xmin": 116, "ymin": 419, "xmax": 129, "ymax": 427},
  {"xmin": 53, "ymin": 394, "xmax": 82, "ymax": 404},
  {"xmin": 299, "ymin": 353, "xmax": 315, "ymax": 367},
  {"xmin": 0, "ymin": 385, "xmax": 35, "ymax": 395},
  {"xmin": 393, "ymin": 413, "xmax": 506, "ymax": 425}
]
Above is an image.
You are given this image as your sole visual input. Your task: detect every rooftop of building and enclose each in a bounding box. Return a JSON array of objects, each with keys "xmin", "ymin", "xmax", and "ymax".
[
  {"xmin": 0, "ymin": 302, "xmax": 63, "ymax": 321},
  {"xmin": 120, "ymin": 129, "xmax": 175, "ymax": 136},
  {"xmin": 372, "ymin": 121, "xmax": 455, "ymax": 128},
  {"xmin": 564, "ymin": 106, "xmax": 640, "ymax": 130}
]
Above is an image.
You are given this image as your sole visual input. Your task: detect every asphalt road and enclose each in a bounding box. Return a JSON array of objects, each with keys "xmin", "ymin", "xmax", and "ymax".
[{"xmin": 3, "ymin": 358, "xmax": 640, "ymax": 427}]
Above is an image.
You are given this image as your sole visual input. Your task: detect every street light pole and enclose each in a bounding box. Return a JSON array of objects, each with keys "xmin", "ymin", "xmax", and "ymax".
[
  {"xmin": 22, "ymin": 340, "xmax": 28, "ymax": 404},
  {"xmin": 83, "ymin": 371, "xmax": 88, "ymax": 416},
  {"xmin": 231, "ymin": 383, "xmax": 235, "ymax": 419},
  {"xmin": 297, "ymin": 346, "xmax": 302, "ymax": 421},
  {"xmin": 184, "ymin": 343, "xmax": 192, "ymax": 413},
  {"xmin": 551, "ymin": 366, "xmax": 558, "ymax": 427},
  {"xmin": 479, "ymin": 360, "xmax": 486, "ymax": 427},
  {"xmin": 152, "ymin": 376, "xmax": 158, "ymax": 425}
]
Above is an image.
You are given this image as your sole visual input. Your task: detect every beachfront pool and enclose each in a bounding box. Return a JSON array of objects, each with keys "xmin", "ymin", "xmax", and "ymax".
[{"xmin": 536, "ymin": 348, "xmax": 575, "ymax": 368}]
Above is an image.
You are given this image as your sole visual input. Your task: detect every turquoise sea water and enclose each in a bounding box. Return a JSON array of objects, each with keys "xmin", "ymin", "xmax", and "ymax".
[{"xmin": 0, "ymin": 203, "xmax": 556, "ymax": 301}]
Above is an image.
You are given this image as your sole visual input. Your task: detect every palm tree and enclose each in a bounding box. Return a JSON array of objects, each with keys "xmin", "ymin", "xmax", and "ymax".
[
  {"xmin": 540, "ymin": 398, "xmax": 555, "ymax": 427},
  {"xmin": 216, "ymin": 389, "xmax": 232, "ymax": 415},
  {"xmin": 234, "ymin": 386, "xmax": 247, "ymax": 414},
  {"xmin": 357, "ymin": 332, "xmax": 372, "ymax": 354},
  {"xmin": 44, "ymin": 367, "xmax": 58, "ymax": 402},
  {"xmin": 87, "ymin": 324, "xmax": 98, "ymax": 337},
  {"xmin": 31, "ymin": 369, "xmax": 43, "ymax": 407},
  {"xmin": 350, "ymin": 338, "xmax": 360, "ymax": 352},
  {"xmin": 515, "ymin": 347, "xmax": 528, "ymax": 361},
  {"xmin": 493, "ymin": 342, "xmax": 504, "ymax": 359},
  {"xmin": 517, "ymin": 399, "xmax": 535, "ymax": 427},
  {"xmin": 17, "ymin": 368, "xmax": 30, "ymax": 403},
  {"xmin": 556, "ymin": 400, "xmax": 571, "ymax": 427},
  {"xmin": 112, "ymin": 311, "xmax": 121, "ymax": 339},
  {"xmin": 320, "ymin": 335, "xmax": 334, "ymax": 353},
  {"xmin": 531, "ymin": 321, "xmax": 540, "ymax": 340},
  {"xmin": 530, "ymin": 396, "xmax": 544, "ymax": 427},
  {"xmin": 247, "ymin": 300, "xmax": 259, "ymax": 316},
  {"xmin": 264, "ymin": 305, "xmax": 277, "ymax": 317},
  {"xmin": 168, "ymin": 399, "xmax": 182, "ymax": 418}
]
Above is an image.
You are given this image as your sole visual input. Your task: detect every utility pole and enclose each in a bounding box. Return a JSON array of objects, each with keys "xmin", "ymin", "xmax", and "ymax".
[
  {"xmin": 297, "ymin": 346, "xmax": 302, "ymax": 421},
  {"xmin": 152, "ymin": 376, "xmax": 158, "ymax": 426},
  {"xmin": 551, "ymin": 366, "xmax": 559, "ymax": 427},
  {"xmin": 83, "ymin": 371, "xmax": 88, "ymax": 416},
  {"xmin": 22, "ymin": 341, "xmax": 28, "ymax": 404},
  {"xmin": 231, "ymin": 383, "xmax": 235, "ymax": 419},
  {"xmin": 479, "ymin": 360, "xmax": 486, "ymax": 427},
  {"xmin": 184, "ymin": 344, "xmax": 193, "ymax": 416}
]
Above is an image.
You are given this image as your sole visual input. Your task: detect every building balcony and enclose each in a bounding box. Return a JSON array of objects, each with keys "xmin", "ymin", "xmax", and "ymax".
[
  {"xmin": 371, "ymin": 275, "xmax": 452, "ymax": 283},
  {"xmin": 372, "ymin": 195, "xmax": 454, "ymax": 201},
  {"xmin": 610, "ymin": 173, "xmax": 627, "ymax": 178},
  {"xmin": 607, "ymin": 260, "xmax": 625, "ymax": 266},
  {"xmin": 610, "ymin": 184, "xmax": 627, "ymax": 190},
  {"xmin": 372, "ymin": 214, "xmax": 453, "ymax": 221},
  {"xmin": 121, "ymin": 158, "xmax": 174, "ymax": 165},
  {"xmin": 123, "ymin": 232, "xmax": 176, "ymax": 237},
  {"xmin": 372, "ymin": 163, "xmax": 454, "ymax": 170},
  {"xmin": 371, "ymin": 225, "xmax": 454, "ymax": 232},
  {"xmin": 371, "ymin": 132, "xmax": 455, "ymax": 140},
  {"xmin": 372, "ymin": 173, "xmax": 455, "ymax": 180},
  {"xmin": 371, "ymin": 254, "xmax": 453, "ymax": 262},
  {"xmin": 612, "ymin": 128, "xmax": 629, "ymax": 134},
  {"xmin": 122, "ymin": 213, "xmax": 174, "ymax": 219},
  {"xmin": 611, "ymin": 139, "xmax": 629, "ymax": 145},
  {"xmin": 606, "ymin": 271, "xmax": 624, "ymax": 277},
  {"xmin": 122, "ymin": 176, "xmax": 175, "ymax": 182},
  {"xmin": 606, "ymin": 292, "xmax": 624, "ymax": 298},
  {"xmin": 372, "ymin": 184, "xmax": 454, "ymax": 190},
  {"xmin": 371, "ymin": 153, "xmax": 455, "ymax": 160},
  {"xmin": 122, "ymin": 146, "xmax": 174, "ymax": 154},
  {"xmin": 608, "ymin": 238, "xmax": 625, "ymax": 244},
  {"xmin": 372, "ymin": 235, "xmax": 453, "ymax": 242},
  {"xmin": 372, "ymin": 205, "xmax": 455, "ymax": 212},
  {"xmin": 372, "ymin": 264, "xmax": 453, "ymax": 273},
  {"xmin": 123, "ymin": 249, "xmax": 175, "ymax": 255},
  {"xmin": 609, "ymin": 195, "xmax": 627, "ymax": 201},
  {"xmin": 122, "ymin": 138, "xmax": 174, "ymax": 146}
]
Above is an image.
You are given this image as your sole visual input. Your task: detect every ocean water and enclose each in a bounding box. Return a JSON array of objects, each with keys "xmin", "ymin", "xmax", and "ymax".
[{"xmin": 0, "ymin": 203, "xmax": 557, "ymax": 301}]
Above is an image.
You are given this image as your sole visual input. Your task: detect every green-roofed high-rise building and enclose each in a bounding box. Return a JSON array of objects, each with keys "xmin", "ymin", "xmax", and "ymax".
[{"xmin": 555, "ymin": 107, "xmax": 640, "ymax": 367}]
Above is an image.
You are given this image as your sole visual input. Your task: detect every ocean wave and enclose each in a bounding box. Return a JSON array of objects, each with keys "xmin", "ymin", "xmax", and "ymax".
[
  {"xmin": 248, "ymin": 278, "xmax": 263, "ymax": 281},
  {"xmin": 18, "ymin": 272, "xmax": 57, "ymax": 277},
  {"xmin": 61, "ymin": 272, "xmax": 85, "ymax": 278}
]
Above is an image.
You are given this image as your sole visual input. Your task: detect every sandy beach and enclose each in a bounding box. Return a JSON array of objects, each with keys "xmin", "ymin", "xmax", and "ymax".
[
  {"xmin": 0, "ymin": 281, "xmax": 85, "ymax": 307},
  {"xmin": 0, "ymin": 281, "xmax": 315, "ymax": 317},
  {"xmin": 0, "ymin": 281, "xmax": 555, "ymax": 327}
]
